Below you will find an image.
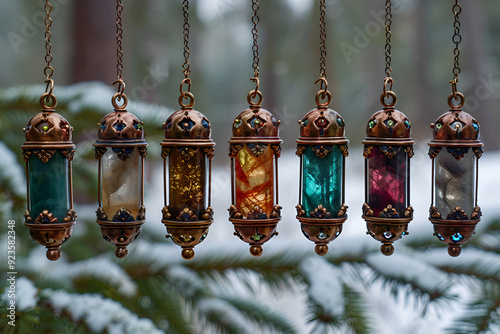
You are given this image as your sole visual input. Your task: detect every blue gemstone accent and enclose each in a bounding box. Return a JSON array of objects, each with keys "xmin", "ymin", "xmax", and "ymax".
[
  {"xmin": 473, "ymin": 123, "xmax": 479, "ymax": 131},
  {"xmin": 134, "ymin": 123, "xmax": 142, "ymax": 130},
  {"xmin": 336, "ymin": 117, "xmax": 344, "ymax": 128},
  {"xmin": 451, "ymin": 233, "xmax": 464, "ymax": 242},
  {"xmin": 437, "ymin": 234, "xmax": 445, "ymax": 241},
  {"xmin": 179, "ymin": 117, "xmax": 195, "ymax": 132},
  {"xmin": 302, "ymin": 119, "xmax": 309, "ymax": 127},
  {"xmin": 112, "ymin": 147, "xmax": 134, "ymax": 155},
  {"xmin": 114, "ymin": 122, "xmax": 126, "ymax": 132},
  {"xmin": 404, "ymin": 119, "xmax": 411, "ymax": 129},
  {"xmin": 318, "ymin": 232, "xmax": 327, "ymax": 240},
  {"xmin": 335, "ymin": 231, "xmax": 340, "ymax": 237},
  {"xmin": 383, "ymin": 231, "xmax": 394, "ymax": 239},
  {"xmin": 202, "ymin": 119, "xmax": 210, "ymax": 130}
]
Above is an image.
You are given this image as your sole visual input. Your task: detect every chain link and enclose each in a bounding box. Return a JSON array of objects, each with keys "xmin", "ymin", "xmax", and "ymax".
[
  {"xmin": 384, "ymin": 0, "xmax": 392, "ymax": 78},
  {"xmin": 452, "ymin": 0, "xmax": 462, "ymax": 82},
  {"xmin": 116, "ymin": 0, "xmax": 124, "ymax": 81},
  {"xmin": 319, "ymin": 0, "xmax": 327, "ymax": 80},
  {"xmin": 43, "ymin": 0, "xmax": 54, "ymax": 80},
  {"xmin": 251, "ymin": 0, "xmax": 260, "ymax": 78},
  {"xmin": 182, "ymin": 0, "xmax": 191, "ymax": 77}
]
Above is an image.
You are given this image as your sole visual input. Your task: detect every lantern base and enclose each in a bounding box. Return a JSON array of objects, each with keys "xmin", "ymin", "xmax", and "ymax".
[
  {"xmin": 97, "ymin": 220, "xmax": 145, "ymax": 259},
  {"xmin": 363, "ymin": 216, "xmax": 411, "ymax": 256},
  {"xmin": 162, "ymin": 219, "xmax": 213, "ymax": 260},
  {"xmin": 230, "ymin": 217, "xmax": 281, "ymax": 257},
  {"xmin": 25, "ymin": 220, "xmax": 75, "ymax": 261},
  {"xmin": 430, "ymin": 217, "xmax": 479, "ymax": 257},
  {"xmin": 298, "ymin": 216, "xmax": 347, "ymax": 256}
]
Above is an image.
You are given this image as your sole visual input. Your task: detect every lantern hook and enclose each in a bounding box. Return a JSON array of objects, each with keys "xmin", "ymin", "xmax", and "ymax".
[
  {"xmin": 314, "ymin": 77, "xmax": 332, "ymax": 108},
  {"xmin": 380, "ymin": 77, "xmax": 397, "ymax": 108},
  {"xmin": 247, "ymin": 77, "xmax": 263, "ymax": 107},
  {"xmin": 179, "ymin": 78, "xmax": 195, "ymax": 109}
]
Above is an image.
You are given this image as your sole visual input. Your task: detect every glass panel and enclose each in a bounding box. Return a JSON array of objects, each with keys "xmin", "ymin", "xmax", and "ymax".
[
  {"xmin": 434, "ymin": 148, "xmax": 475, "ymax": 218},
  {"xmin": 29, "ymin": 150, "xmax": 69, "ymax": 222},
  {"xmin": 101, "ymin": 148, "xmax": 141, "ymax": 219},
  {"xmin": 235, "ymin": 144, "xmax": 274, "ymax": 218},
  {"xmin": 367, "ymin": 146, "xmax": 407, "ymax": 217},
  {"xmin": 301, "ymin": 145, "xmax": 343, "ymax": 217},
  {"xmin": 168, "ymin": 147, "xmax": 207, "ymax": 219}
]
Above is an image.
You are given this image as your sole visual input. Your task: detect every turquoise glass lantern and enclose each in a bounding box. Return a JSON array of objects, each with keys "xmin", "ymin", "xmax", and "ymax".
[{"xmin": 296, "ymin": 85, "xmax": 348, "ymax": 255}]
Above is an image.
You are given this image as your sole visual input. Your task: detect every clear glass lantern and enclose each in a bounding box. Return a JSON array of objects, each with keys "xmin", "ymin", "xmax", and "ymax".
[
  {"xmin": 94, "ymin": 95, "xmax": 147, "ymax": 258},
  {"xmin": 428, "ymin": 93, "xmax": 482, "ymax": 257}
]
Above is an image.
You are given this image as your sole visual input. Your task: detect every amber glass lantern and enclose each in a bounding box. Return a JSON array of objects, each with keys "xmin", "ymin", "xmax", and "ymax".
[
  {"xmin": 296, "ymin": 82, "xmax": 348, "ymax": 256},
  {"xmin": 229, "ymin": 89, "xmax": 282, "ymax": 257},
  {"xmin": 362, "ymin": 83, "xmax": 414, "ymax": 256},
  {"xmin": 22, "ymin": 96, "xmax": 76, "ymax": 261},
  {"xmin": 94, "ymin": 94, "xmax": 147, "ymax": 258},
  {"xmin": 161, "ymin": 84, "xmax": 215, "ymax": 260},
  {"xmin": 429, "ymin": 93, "xmax": 482, "ymax": 257}
]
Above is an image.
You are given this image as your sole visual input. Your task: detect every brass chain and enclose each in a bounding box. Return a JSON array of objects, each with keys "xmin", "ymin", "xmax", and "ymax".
[
  {"xmin": 452, "ymin": 0, "xmax": 462, "ymax": 82},
  {"xmin": 251, "ymin": 0, "xmax": 260, "ymax": 78},
  {"xmin": 182, "ymin": 0, "xmax": 191, "ymax": 77},
  {"xmin": 319, "ymin": 0, "xmax": 327, "ymax": 80},
  {"xmin": 116, "ymin": 0, "xmax": 124, "ymax": 81},
  {"xmin": 43, "ymin": 0, "xmax": 54, "ymax": 80},
  {"xmin": 384, "ymin": 0, "xmax": 392, "ymax": 78}
]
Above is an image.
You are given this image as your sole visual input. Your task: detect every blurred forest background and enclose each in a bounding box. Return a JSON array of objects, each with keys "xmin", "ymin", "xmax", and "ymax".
[{"xmin": 1, "ymin": 0, "xmax": 500, "ymax": 333}]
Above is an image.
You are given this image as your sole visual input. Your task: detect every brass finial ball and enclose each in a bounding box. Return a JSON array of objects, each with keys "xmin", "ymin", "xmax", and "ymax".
[
  {"xmin": 448, "ymin": 245, "xmax": 462, "ymax": 257},
  {"xmin": 250, "ymin": 245, "xmax": 263, "ymax": 257},
  {"xmin": 181, "ymin": 248, "xmax": 195, "ymax": 260},
  {"xmin": 115, "ymin": 246, "xmax": 128, "ymax": 259},
  {"xmin": 315, "ymin": 244, "xmax": 329, "ymax": 256},
  {"xmin": 380, "ymin": 243, "xmax": 394, "ymax": 256},
  {"xmin": 46, "ymin": 248, "xmax": 61, "ymax": 261}
]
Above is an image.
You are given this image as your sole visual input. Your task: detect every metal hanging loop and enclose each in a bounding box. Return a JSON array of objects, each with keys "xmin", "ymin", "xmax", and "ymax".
[
  {"xmin": 314, "ymin": 77, "xmax": 332, "ymax": 108},
  {"xmin": 179, "ymin": 78, "xmax": 195, "ymax": 108},
  {"xmin": 247, "ymin": 77, "xmax": 263, "ymax": 106},
  {"xmin": 380, "ymin": 77, "xmax": 397, "ymax": 108},
  {"xmin": 112, "ymin": 79, "xmax": 128, "ymax": 109}
]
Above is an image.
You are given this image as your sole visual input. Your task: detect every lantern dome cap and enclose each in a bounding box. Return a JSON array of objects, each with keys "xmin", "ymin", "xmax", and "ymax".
[
  {"xmin": 431, "ymin": 109, "xmax": 480, "ymax": 142},
  {"xmin": 232, "ymin": 106, "xmax": 280, "ymax": 138},
  {"xmin": 23, "ymin": 111, "xmax": 74, "ymax": 145},
  {"xmin": 365, "ymin": 108, "xmax": 412, "ymax": 140},
  {"xmin": 163, "ymin": 108, "xmax": 212, "ymax": 140},
  {"xmin": 98, "ymin": 110, "xmax": 145, "ymax": 141},
  {"xmin": 299, "ymin": 107, "xmax": 346, "ymax": 138}
]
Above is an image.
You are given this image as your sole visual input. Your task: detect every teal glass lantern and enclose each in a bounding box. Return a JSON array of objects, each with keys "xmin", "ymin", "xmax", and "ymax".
[
  {"xmin": 94, "ymin": 93, "xmax": 147, "ymax": 259},
  {"xmin": 296, "ymin": 84, "xmax": 348, "ymax": 255},
  {"xmin": 22, "ymin": 94, "xmax": 76, "ymax": 261}
]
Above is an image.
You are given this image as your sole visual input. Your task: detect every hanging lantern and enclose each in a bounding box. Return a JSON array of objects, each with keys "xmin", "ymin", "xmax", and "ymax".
[
  {"xmin": 22, "ymin": 2, "xmax": 75, "ymax": 261},
  {"xmin": 362, "ymin": 79, "xmax": 414, "ymax": 256},
  {"xmin": 428, "ymin": 90, "xmax": 482, "ymax": 257},
  {"xmin": 94, "ymin": 87, "xmax": 147, "ymax": 259},
  {"xmin": 428, "ymin": 1, "xmax": 483, "ymax": 257},
  {"xmin": 229, "ymin": 81, "xmax": 282, "ymax": 257},
  {"xmin": 22, "ymin": 90, "xmax": 76, "ymax": 261},
  {"xmin": 296, "ymin": 79, "xmax": 348, "ymax": 256},
  {"xmin": 161, "ymin": 79, "xmax": 215, "ymax": 260},
  {"xmin": 229, "ymin": 1, "xmax": 281, "ymax": 257},
  {"xmin": 94, "ymin": 1, "xmax": 147, "ymax": 259}
]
